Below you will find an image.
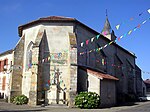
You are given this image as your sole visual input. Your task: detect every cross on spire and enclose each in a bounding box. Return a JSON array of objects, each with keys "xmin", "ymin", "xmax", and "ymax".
[{"xmin": 106, "ymin": 9, "xmax": 108, "ymax": 17}]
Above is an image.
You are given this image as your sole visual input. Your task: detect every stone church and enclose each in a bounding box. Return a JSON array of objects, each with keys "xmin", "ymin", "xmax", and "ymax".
[{"xmin": 0, "ymin": 16, "xmax": 144, "ymax": 107}]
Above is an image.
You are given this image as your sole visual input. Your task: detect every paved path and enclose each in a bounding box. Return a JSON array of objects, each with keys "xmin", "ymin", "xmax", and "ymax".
[{"xmin": 0, "ymin": 100, "xmax": 150, "ymax": 112}]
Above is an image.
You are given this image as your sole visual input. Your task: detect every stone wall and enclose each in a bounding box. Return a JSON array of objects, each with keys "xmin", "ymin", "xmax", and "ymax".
[
  {"xmin": 75, "ymin": 23, "xmax": 137, "ymax": 103},
  {"xmin": 69, "ymin": 33, "xmax": 78, "ymax": 107},
  {"xmin": 9, "ymin": 35, "xmax": 25, "ymax": 101},
  {"xmin": 100, "ymin": 79, "xmax": 116, "ymax": 107}
]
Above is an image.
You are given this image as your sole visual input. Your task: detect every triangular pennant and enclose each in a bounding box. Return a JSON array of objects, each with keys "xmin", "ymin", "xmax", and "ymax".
[
  {"xmin": 133, "ymin": 27, "xmax": 137, "ymax": 31},
  {"xmin": 89, "ymin": 50, "xmax": 92, "ymax": 53},
  {"xmin": 120, "ymin": 35, "xmax": 123, "ymax": 39},
  {"xmin": 139, "ymin": 12, "xmax": 143, "ymax": 16},
  {"xmin": 123, "ymin": 33, "xmax": 127, "ymax": 37},
  {"xmin": 91, "ymin": 37, "xmax": 95, "ymax": 42},
  {"xmin": 148, "ymin": 9, "xmax": 150, "ymax": 14},
  {"xmin": 103, "ymin": 44, "xmax": 108, "ymax": 48},
  {"xmin": 118, "ymin": 37, "xmax": 121, "ymax": 41},
  {"xmin": 137, "ymin": 24, "xmax": 141, "ymax": 28},
  {"xmin": 48, "ymin": 56, "xmax": 51, "ymax": 61},
  {"xmin": 103, "ymin": 31, "xmax": 107, "ymax": 36},
  {"xmin": 128, "ymin": 30, "xmax": 132, "ymax": 35},
  {"xmin": 115, "ymin": 24, "xmax": 120, "ymax": 30},
  {"xmin": 96, "ymin": 34, "xmax": 100, "ymax": 39},
  {"xmin": 109, "ymin": 41, "xmax": 113, "ymax": 45},
  {"xmin": 102, "ymin": 59, "xmax": 105, "ymax": 65},
  {"xmin": 142, "ymin": 20, "xmax": 147, "ymax": 24},
  {"xmin": 86, "ymin": 40, "xmax": 89, "ymax": 45},
  {"xmin": 130, "ymin": 17, "xmax": 134, "ymax": 21},
  {"xmin": 81, "ymin": 42, "xmax": 84, "ymax": 47},
  {"xmin": 96, "ymin": 48, "xmax": 99, "ymax": 52}
]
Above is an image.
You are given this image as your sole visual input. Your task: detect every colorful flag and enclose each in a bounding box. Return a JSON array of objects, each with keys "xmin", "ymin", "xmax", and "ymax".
[
  {"xmin": 103, "ymin": 31, "xmax": 107, "ymax": 36},
  {"xmin": 139, "ymin": 12, "xmax": 143, "ymax": 16},
  {"xmin": 120, "ymin": 35, "xmax": 123, "ymax": 39},
  {"xmin": 48, "ymin": 56, "xmax": 51, "ymax": 61},
  {"xmin": 81, "ymin": 42, "xmax": 84, "ymax": 47},
  {"xmin": 130, "ymin": 17, "xmax": 134, "ymax": 20},
  {"xmin": 96, "ymin": 34, "xmax": 100, "ymax": 39},
  {"xmin": 109, "ymin": 41, "xmax": 113, "ymax": 45},
  {"xmin": 89, "ymin": 50, "xmax": 92, "ymax": 53},
  {"xmin": 128, "ymin": 30, "xmax": 132, "ymax": 35},
  {"xmin": 142, "ymin": 20, "xmax": 147, "ymax": 24},
  {"xmin": 103, "ymin": 44, "xmax": 108, "ymax": 48},
  {"xmin": 86, "ymin": 40, "xmax": 89, "ymax": 45},
  {"xmin": 116, "ymin": 24, "xmax": 120, "ymax": 30},
  {"xmin": 91, "ymin": 37, "xmax": 95, "ymax": 42},
  {"xmin": 102, "ymin": 59, "xmax": 105, "ymax": 65},
  {"xmin": 137, "ymin": 24, "xmax": 141, "ymax": 28},
  {"xmin": 96, "ymin": 48, "xmax": 99, "ymax": 52},
  {"xmin": 118, "ymin": 37, "xmax": 121, "ymax": 41},
  {"xmin": 123, "ymin": 33, "xmax": 127, "ymax": 37},
  {"xmin": 133, "ymin": 27, "xmax": 137, "ymax": 31}
]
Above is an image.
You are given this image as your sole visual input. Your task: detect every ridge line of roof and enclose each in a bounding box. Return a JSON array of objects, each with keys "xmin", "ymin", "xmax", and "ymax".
[{"xmin": 18, "ymin": 16, "xmax": 136, "ymax": 58}]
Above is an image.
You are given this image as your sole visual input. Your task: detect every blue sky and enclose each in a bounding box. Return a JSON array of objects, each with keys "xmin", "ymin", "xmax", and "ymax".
[{"xmin": 0, "ymin": 0, "xmax": 150, "ymax": 79}]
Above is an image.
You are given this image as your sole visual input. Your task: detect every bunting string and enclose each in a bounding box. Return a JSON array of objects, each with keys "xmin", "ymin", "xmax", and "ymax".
[
  {"xmin": 115, "ymin": 8, "xmax": 150, "ymax": 30},
  {"xmin": 79, "ymin": 16, "xmax": 150, "ymax": 56},
  {"xmin": 79, "ymin": 8, "xmax": 150, "ymax": 47}
]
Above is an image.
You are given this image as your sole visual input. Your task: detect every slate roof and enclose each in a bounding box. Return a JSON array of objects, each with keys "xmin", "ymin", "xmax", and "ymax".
[
  {"xmin": 0, "ymin": 49, "xmax": 13, "ymax": 57},
  {"xmin": 101, "ymin": 16, "xmax": 112, "ymax": 34}
]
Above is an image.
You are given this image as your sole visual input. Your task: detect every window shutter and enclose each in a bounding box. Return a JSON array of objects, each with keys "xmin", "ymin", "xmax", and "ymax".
[
  {"xmin": 1, "ymin": 61, "xmax": 4, "ymax": 71},
  {"xmin": 2, "ymin": 76, "xmax": 6, "ymax": 90},
  {"xmin": 0, "ymin": 61, "xmax": 1, "ymax": 72},
  {"xmin": 5, "ymin": 59, "xmax": 8, "ymax": 65}
]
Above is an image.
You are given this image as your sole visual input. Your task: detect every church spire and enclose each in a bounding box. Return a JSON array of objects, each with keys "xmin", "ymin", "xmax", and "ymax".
[
  {"xmin": 101, "ymin": 9, "xmax": 112, "ymax": 35},
  {"xmin": 101, "ymin": 10, "xmax": 116, "ymax": 41}
]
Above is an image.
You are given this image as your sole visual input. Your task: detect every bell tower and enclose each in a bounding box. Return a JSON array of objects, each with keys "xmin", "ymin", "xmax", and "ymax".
[{"xmin": 101, "ymin": 10, "xmax": 117, "ymax": 41}]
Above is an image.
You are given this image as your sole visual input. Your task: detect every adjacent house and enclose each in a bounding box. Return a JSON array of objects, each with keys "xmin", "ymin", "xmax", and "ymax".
[
  {"xmin": 144, "ymin": 79, "xmax": 150, "ymax": 95},
  {"xmin": 0, "ymin": 49, "xmax": 13, "ymax": 99},
  {"xmin": 0, "ymin": 16, "xmax": 144, "ymax": 107}
]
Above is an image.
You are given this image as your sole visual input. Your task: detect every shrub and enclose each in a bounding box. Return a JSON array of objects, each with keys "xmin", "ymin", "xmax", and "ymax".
[
  {"xmin": 13, "ymin": 95, "xmax": 28, "ymax": 105},
  {"xmin": 75, "ymin": 92, "xmax": 100, "ymax": 109},
  {"xmin": 10, "ymin": 96, "xmax": 16, "ymax": 103}
]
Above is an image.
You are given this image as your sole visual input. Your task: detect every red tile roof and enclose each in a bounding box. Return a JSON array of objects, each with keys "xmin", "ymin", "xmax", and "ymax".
[
  {"xmin": 39, "ymin": 16, "xmax": 76, "ymax": 21},
  {"xmin": 87, "ymin": 69, "xmax": 119, "ymax": 81},
  {"xmin": 18, "ymin": 16, "xmax": 77, "ymax": 37}
]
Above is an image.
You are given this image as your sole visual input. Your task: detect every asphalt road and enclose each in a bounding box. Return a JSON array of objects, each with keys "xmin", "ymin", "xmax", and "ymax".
[{"xmin": 0, "ymin": 100, "xmax": 150, "ymax": 112}]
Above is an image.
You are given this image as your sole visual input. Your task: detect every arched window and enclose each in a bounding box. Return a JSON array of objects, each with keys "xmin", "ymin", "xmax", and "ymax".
[{"xmin": 26, "ymin": 42, "xmax": 33, "ymax": 71}]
